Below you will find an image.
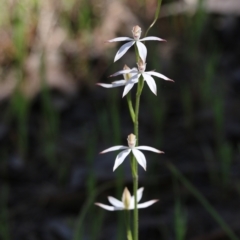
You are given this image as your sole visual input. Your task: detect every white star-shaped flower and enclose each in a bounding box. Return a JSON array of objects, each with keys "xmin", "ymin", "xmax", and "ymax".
[
  {"xmin": 108, "ymin": 25, "xmax": 166, "ymax": 62},
  {"xmin": 100, "ymin": 133, "xmax": 164, "ymax": 171},
  {"xmin": 109, "ymin": 59, "xmax": 174, "ymax": 96},
  {"xmin": 97, "ymin": 65, "xmax": 139, "ymax": 97},
  {"xmin": 95, "ymin": 187, "xmax": 158, "ymax": 211}
]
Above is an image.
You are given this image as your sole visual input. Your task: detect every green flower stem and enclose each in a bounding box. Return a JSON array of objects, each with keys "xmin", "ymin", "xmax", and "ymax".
[
  {"xmin": 127, "ymin": 93, "xmax": 135, "ymax": 123},
  {"xmin": 130, "ymin": 153, "xmax": 137, "ymax": 177},
  {"xmin": 140, "ymin": 76, "xmax": 145, "ymax": 92},
  {"xmin": 125, "ymin": 66, "xmax": 141, "ymax": 240},
  {"xmin": 134, "ymin": 44, "xmax": 140, "ymax": 62},
  {"xmin": 133, "ymin": 168, "xmax": 138, "ymax": 240},
  {"xmin": 130, "ymin": 2, "xmax": 164, "ymax": 233},
  {"xmin": 132, "ymin": 75, "xmax": 144, "ymax": 240},
  {"xmin": 125, "ymin": 210, "xmax": 133, "ymax": 240}
]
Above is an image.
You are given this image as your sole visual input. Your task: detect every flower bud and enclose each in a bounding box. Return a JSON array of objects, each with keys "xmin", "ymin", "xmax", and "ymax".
[
  {"xmin": 122, "ymin": 187, "xmax": 131, "ymax": 209},
  {"xmin": 123, "ymin": 65, "xmax": 131, "ymax": 81},
  {"xmin": 137, "ymin": 58, "xmax": 146, "ymax": 73},
  {"xmin": 132, "ymin": 25, "xmax": 142, "ymax": 40},
  {"xmin": 127, "ymin": 133, "xmax": 136, "ymax": 148}
]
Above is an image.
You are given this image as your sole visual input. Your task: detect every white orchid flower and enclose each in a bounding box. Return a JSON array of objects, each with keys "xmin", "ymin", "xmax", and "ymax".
[
  {"xmin": 108, "ymin": 25, "xmax": 166, "ymax": 62},
  {"xmin": 109, "ymin": 59, "xmax": 174, "ymax": 96},
  {"xmin": 95, "ymin": 187, "xmax": 158, "ymax": 211},
  {"xmin": 97, "ymin": 65, "xmax": 139, "ymax": 97},
  {"xmin": 100, "ymin": 133, "xmax": 164, "ymax": 171}
]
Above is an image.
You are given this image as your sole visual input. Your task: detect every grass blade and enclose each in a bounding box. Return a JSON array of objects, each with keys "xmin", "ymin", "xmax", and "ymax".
[
  {"xmin": 144, "ymin": 0, "xmax": 162, "ymax": 38},
  {"xmin": 167, "ymin": 162, "xmax": 239, "ymax": 240}
]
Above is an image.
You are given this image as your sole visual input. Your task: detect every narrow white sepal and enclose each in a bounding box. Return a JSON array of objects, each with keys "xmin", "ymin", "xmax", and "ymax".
[
  {"xmin": 130, "ymin": 187, "xmax": 144, "ymax": 208},
  {"xmin": 112, "ymin": 80, "xmax": 126, "ymax": 85},
  {"xmin": 114, "ymin": 41, "xmax": 135, "ymax": 62},
  {"xmin": 100, "ymin": 146, "xmax": 127, "ymax": 154},
  {"xmin": 113, "ymin": 149, "xmax": 131, "ymax": 171},
  {"xmin": 110, "ymin": 69, "xmax": 133, "ymax": 77},
  {"xmin": 122, "ymin": 81, "xmax": 135, "ymax": 98},
  {"xmin": 139, "ymin": 36, "xmax": 165, "ymax": 42},
  {"xmin": 136, "ymin": 41, "xmax": 147, "ymax": 61},
  {"xmin": 128, "ymin": 73, "xmax": 140, "ymax": 82},
  {"xmin": 97, "ymin": 83, "xmax": 115, "ymax": 88},
  {"xmin": 136, "ymin": 199, "xmax": 159, "ymax": 209},
  {"xmin": 135, "ymin": 146, "xmax": 164, "ymax": 153},
  {"xmin": 122, "ymin": 73, "xmax": 139, "ymax": 97},
  {"xmin": 137, "ymin": 187, "xmax": 144, "ymax": 202},
  {"xmin": 108, "ymin": 196, "xmax": 124, "ymax": 208},
  {"xmin": 97, "ymin": 82, "xmax": 125, "ymax": 88},
  {"xmin": 142, "ymin": 73, "xmax": 157, "ymax": 95},
  {"xmin": 130, "ymin": 67, "xmax": 139, "ymax": 74},
  {"xmin": 146, "ymin": 71, "xmax": 172, "ymax": 81},
  {"xmin": 95, "ymin": 203, "xmax": 115, "ymax": 211},
  {"xmin": 132, "ymin": 148, "xmax": 147, "ymax": 170},
  {"xmin": 108, "ymin": 37, "xmax": 133, "ymax": 42}
]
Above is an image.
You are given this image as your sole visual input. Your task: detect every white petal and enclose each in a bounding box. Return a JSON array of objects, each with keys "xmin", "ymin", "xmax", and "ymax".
[
  {"xmin": 108, "ymin": 37, "xmax": 133, "ymax": 42},
  {"xmin": 97, "ymin": 83, "xmax": 114, "ymax": 88},
  {"xmin": 100, "ymin": 146, "xmax": 128, "ymax": 154},
  {"xmin": 137, "ymin": 199, "xmax": 159, "ymax": 209},
  {"xmin": 131, "ymin": 67, "xmax": 139, "ymax": 73},
  {"xmin": 113, "ymin": 149, "xmax": 131, "ymax": 171},
  {"xmin": 142, "ymin": 73, "xmax": 157, "ymax": 95},
  {"xmin": 146, "ymin": 71, "xmax": 174, "ymax": 82},
  {"xmin": 136, "ymin": 41, "xmax": 147, "ymax": 62},
  {"xmin": 95, "ymin": 203, "xmax": 115, "ymax": 211},
  {"xmin": 130, "ymin": 187, "xmax": 144, "ymax": 208},
  {"xmin": 112, "ymin": 80, "xmax": 126, "ymax": 85},
  {"xmin": 114, "ymin": 41, "xmax": 135, "ymax": 62},
  {"xmin": 132, "ymin": 149, "xmax": 147, "ymax": 170},
  {"xmin": 122, "ymin": 81, "xmax": 135, "ymax": 98},
  {"xmin": 137, "ymin": 187, "xmax": 144, "ymax": 202},
  {"xmin": 129, "ymin": 73, "xmax": 140, "ymax": 82},
  {"xmin": 110, "ymin": 69, "xmax": 133, "ymax": 77},
  {"xmin": 126, "ymin": 73, "xmax": 140, "ymax": 84},
  {"xmin": 128, "ymin": 69, "xmax": 139, "ymax": 76},
  {"xmin": 129, "ymin": 204, "xmax": 135, "ymax": 210},
  {"xmin": 139, "ymin": 36, "xmax": 166, "ymax": 42},
  {"xmin": 108, "ymin": 196, "xmax": 124, "ymax": 208},
  {"xmin": 122, "ymin": 73, "xmax": 140, "ymax": 97},
  {"xmin": 135, "ymin": 146, "xmax": 164, "ymax": 154},
  {"xmin": 97, "ymin": 82, "xmax": 125, "ymax": 88}
]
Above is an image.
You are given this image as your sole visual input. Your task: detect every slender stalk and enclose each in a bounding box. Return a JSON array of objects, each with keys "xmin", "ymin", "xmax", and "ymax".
[
  {"xmin": 129, "ymin": 1, "xmax": 163, "ymax": 234},
  {"xmin": 127, "ymin": 93, "xmax": 135, "ymax": 123},
  {"xmin": 134, "ymin": 45, "xmax": 140, "ymax": 62},
  {"xmin": 130, "ymin": 30, "xmax": 146, "ymax": 240},
  {"xmin": 133, "ymin": 169, "xmax": 138, "ymax": 240},
  {"xmin": 132, "ymin": 75, "xmax": 144, "ymax": 240},
  {"xmin": 125, "ymin": 210, "xmax": 133, "ymax": 240}
]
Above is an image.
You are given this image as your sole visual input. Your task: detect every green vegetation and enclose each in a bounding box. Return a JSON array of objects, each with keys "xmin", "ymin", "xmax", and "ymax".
[{"xmin": 0, "ymin": 0, "xmax": 238, "ymax": 239}]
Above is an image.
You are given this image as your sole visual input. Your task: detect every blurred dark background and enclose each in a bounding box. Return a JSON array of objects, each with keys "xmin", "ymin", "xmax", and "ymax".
[{"xmin": 0, "ymin": 0, "xmax": 240, "ymax": 239}]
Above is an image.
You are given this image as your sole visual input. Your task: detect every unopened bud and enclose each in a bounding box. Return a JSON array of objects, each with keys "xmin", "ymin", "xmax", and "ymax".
[
  {"xmin": 122, "ymin": 187, "xmax": 131, "ymax": 209},
  {"xmin": 132, "ymin": 25, "xmax": 142, "ymax": 40},
  {"xmin": 137, "ymin": 58, "xmax": 146, "ymax": 73},
  {"xmin": 127, "ymin": 133, "xmax": 136, "ymax": 148}
]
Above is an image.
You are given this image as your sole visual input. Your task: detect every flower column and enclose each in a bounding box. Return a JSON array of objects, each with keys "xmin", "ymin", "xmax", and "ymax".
[{"xmin": 96, "ymin": 26, "xmax": 173, "ymax": 240}]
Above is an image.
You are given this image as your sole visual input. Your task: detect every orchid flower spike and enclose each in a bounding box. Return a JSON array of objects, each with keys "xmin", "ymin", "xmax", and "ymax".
[
  {"xmin": 100, "ymin": 133, "xmax": 164, "ymax": 171},
  {"xmin": 110, "ymin": 59, "xmax": 174, "ymax": 96},
  {"xmin": 108, "ymin": 25, "xmax": 166, "ymax": 62},
  {"xmin": 97, "ymin": 65, "xmax": 139, "ymax": 97},
  {"xmin": 95, "ymin": 187, "xmax": 158, "ymax": 211}
]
